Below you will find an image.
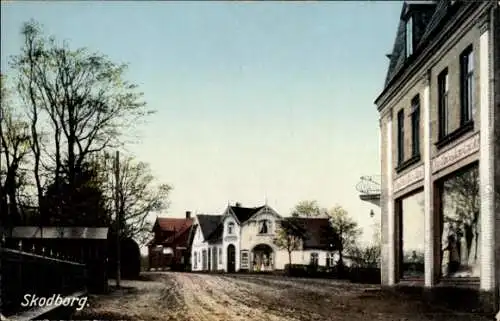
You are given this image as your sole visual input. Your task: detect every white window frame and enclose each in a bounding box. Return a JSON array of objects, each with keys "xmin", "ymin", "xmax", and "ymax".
[
  {"xmin": 228, "ymin": 222, "xmax": 235, "ymax": 235},
  {"xmin": 310, "ymin": 252, "xmax": 319, "ymax": 265},
  {"xmin": 326, "ymin": 252, "xmax": 335, "ymax": 267}
]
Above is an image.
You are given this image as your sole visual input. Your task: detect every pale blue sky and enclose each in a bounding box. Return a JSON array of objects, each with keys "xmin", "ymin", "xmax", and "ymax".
[{"xmin": 1, "ymin": 1, "xmax": 403, "ymax": 245}]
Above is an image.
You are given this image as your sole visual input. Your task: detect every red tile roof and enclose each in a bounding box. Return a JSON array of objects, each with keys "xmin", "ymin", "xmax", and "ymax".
[
  {"xmin": 155, "ymin": 217, "xmax": 193, "ymax": 232},
  {"xmin": 149, "ymin": 217, "xmax": 193, "ymax": 247}
]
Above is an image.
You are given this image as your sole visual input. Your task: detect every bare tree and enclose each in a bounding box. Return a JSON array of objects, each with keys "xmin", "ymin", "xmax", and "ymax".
[
  {"xmin": 0, "ymin": 74, "xmax": 31, "ymax": 224},
  {"xmin": 442, "ymin": 166, "xmax": 480, "ymax": 264},
  {"xmin": 273, "ymin": 217, "xmax": 305, "ymax": 273},
  {"xmin": 10, "ymin": 20, "xmax": 153, "ymax": 221},
  {"xmin": 98, "ymin": 154, "xmax": 172, "ymax": 245},
  {"xmin": 327, "ymin": 205, "xmax": 361, "ymax": 268}
]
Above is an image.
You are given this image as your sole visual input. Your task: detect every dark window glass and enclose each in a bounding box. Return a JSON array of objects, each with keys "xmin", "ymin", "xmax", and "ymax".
[
  {"xmin": 438, "ymin": 69, "xmax": 449, "ymax": 138},
  {"xmin": 460, "ymin": 46, "xmax": 474, "ymax": 124},
  {"xmin": 397, "ymin": 109, "xmax": 405, "ymax": 165},
  {"xmin": 411, "ymin": 95, "xmax": 420, "ymax": 157},
  {"xmin": 310, "ymin": 253, "xmax": 319, "ymax": 266},
  {"xmin": 259, "ymin": 220, "xmax": 269, "ymax": 234}
]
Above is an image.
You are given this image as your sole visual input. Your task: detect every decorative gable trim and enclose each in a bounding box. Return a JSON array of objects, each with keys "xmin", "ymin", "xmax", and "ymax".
[
  {"xmin": 242, "ymin": 205, "xmax": 282, "ymax": 226},
  {"xmin": 221, "ymin": 206, "xmax": 240, "ymax": 225}
]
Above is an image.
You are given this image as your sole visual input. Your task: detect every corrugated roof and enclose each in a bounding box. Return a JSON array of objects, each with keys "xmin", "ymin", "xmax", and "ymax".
[{"xmin": 9, "ymin": 226, "xmax": 109, "ymax": 239}]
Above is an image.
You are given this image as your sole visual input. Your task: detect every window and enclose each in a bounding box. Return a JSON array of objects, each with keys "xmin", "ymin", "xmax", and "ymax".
[
  {"xmin": 399, "ymin": 192, "xmax": 425, "ymax": 279},
  {"xmin": 410, "ymin": 95, "xmax": 420, "ymax": 157},
  {"xmin": 440, "ymin": 164, "xmax": 480, "ymax": 278},
  {"xmin": 218, "ymin": 248, "xmax": 222, "ymax": 264},
  {"xmin": 193, "ymin": 252, "xmax": 198, "ymax": 269},
  {"xmin": 460, "ymin": 46, "xmax": 474, "ymax": 124},
  {"xmin": 241, "ymin": 251, "xmax": 249, "ymax": 269},
  {"xmin": 259, "ymin": 220, "xmax": 269, "ymax": 234},
  {"xmin": 406, "ymin": 16, "xmax": 413, "ymax": 57},
  {"xmin": 438, "ymin": 69, "xmax": 450, "ymax": 138},
  {"xmin": 228, "ymin": 222, "xmax": 235, "ymax": 235},
  {"xmin": 397, "ymin": 109, "xmax": 405, "ymax": 165},
  {"xmin": 310, "ymin": 252, "xmax": 319, "ymax": 266},
  {"xmin": 326, "ymin": 252, "xmax": 336, "ymax": 267}
]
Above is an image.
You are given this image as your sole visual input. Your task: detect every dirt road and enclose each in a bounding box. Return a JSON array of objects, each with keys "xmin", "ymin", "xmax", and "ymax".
[{"xmin": 73, "ymin": 272, "xmax": 488, "ymax": 321}]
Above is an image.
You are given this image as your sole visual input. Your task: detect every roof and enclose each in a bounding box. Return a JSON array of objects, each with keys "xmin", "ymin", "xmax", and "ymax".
[
  {"xmin": 384, "ymin": 1, "xmax": 439, "ymax": 88},
  {"xmin": 283, "ymin": 218, "xmax": 338, "ymax": 251},
  {"xmin": 163, "ymin": 225, "xmax": 193, "ymax": 248},
  {"xmin": 206, "ymin": 223, "xmax": 223, "ymax": 244},
  {"xmin": 197, "ymin": 214, "xmax": 222, "ymax": 239},
  {"xmin": 230, "ymin": 205, "xmax": 265, "ymax": 224},
  {"xmin": 8, "ymin": 226, "xmax": 109, "ymax": 239},
  {"xmin": 380, "ymin": 1, "xmax": 486, "ymax": 97},
  {"xmin": 154, "ymin": 217, "xmax": 193, "ymax": 232},
  {"xmin": 148, "ymin": 217, "xmax": 193, "ymax": 247}
]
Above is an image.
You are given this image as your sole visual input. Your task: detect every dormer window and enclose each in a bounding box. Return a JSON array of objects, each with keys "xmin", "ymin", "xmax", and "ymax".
[
  {"xmin": 259, "ymin": 220, "xmax": 270, "ymax": 234},
  {"xmin": 228, "ymin": 222, "xmax": 235, "ymax": 235},
  {"xmin": 405, "ymin": 15, "xmax": 414, "ymax": 57}
]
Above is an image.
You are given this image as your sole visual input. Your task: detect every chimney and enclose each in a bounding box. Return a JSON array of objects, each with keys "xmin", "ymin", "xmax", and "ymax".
[
  {"xmin": 185, "ymin": 211, "xmax": 191, "ymax": 219},
  {"xmin": 235, "ymin": 202, "xmax": 241, "ymax": 207}
]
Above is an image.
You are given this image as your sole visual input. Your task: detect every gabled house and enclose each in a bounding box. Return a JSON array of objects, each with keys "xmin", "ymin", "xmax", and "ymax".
[
  {"xmin": 191, "ymin": 214, "xmax": 224, "ymax": 271},
  {"xmin": 147, "ymin": 211, "xmax": 193, "ymax": 270},
  {"xmin": 191, "ymin": 202, "xmax": 339, "ymax": 272},
  {"xmin": 375, "ymin": 0, "xmax": 499, "ymax": 313}
]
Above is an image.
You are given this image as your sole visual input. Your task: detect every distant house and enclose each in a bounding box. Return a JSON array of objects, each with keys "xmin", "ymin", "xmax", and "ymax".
[
  {"xmin": 190, "ymin": 202, "xmax": 338, "ymax": 272},
  {"xmin": 147, "ymin": 212, "xmax": 193, "ymax": 270}
]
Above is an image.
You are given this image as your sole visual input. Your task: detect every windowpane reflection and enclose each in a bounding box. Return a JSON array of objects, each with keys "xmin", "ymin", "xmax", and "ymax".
[
  {"xmin": 401, "ymin": 191, "xmax": 425, "ymax": 279},
  {"xmin": 440, "ymin": 164, "xmax": 480, "ymax": 278}
]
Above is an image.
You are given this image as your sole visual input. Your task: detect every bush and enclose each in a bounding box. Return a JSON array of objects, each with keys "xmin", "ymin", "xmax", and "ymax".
[
  {"xmin": 284, "ymin": 264, "xmax": 337, "ymax": 278},
  {"xmin": 107, "ymin": 237, "xmax": 141, "ymax": 280},
  {"xmin": 349, "ymin": 267, "xmax": 381, "ymax": 284}
]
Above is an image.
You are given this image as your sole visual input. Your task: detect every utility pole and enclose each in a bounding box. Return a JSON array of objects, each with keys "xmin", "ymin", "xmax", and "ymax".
[
  {"xmin": 0, "ymin": 105, "xmax": 3, "ymax": 318},
  {"xmin": 114, "ymin": 151, "xmax": 121, "ymax": 288}
]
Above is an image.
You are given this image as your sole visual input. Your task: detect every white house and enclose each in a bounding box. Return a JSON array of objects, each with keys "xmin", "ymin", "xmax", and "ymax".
[{"xmin": 191, "ymin": 203, "xmax": 339, "ymax": 272}]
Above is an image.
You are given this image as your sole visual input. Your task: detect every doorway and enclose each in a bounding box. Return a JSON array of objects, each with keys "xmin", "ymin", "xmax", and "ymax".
[{"xmin": 227, "ymin": 244, "xmax": 236, "ymax": 272}]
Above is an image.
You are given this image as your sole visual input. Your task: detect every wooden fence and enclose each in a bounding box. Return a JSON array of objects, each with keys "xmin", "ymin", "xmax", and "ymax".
[{"xmin": 0, "ymin": 245, "xmax": 87, "ymax": 316}]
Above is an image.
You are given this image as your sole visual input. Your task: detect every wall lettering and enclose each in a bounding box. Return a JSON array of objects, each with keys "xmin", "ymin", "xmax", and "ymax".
[
  {"xmin": 394, "ymin": 165, "xmax": 424, "ymax": 192},
  {"xmin": 432, "ymin": 134, "xmax": 479, "ymax": 173}
]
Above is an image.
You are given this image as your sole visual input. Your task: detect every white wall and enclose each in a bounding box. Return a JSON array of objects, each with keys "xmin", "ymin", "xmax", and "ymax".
[
  {"xmin": 222, "ymin": 215, "xmax": 241, "ymax": 272},
  {"xmin": 274, "ymin": 250, "xmax": 340, "ymax": 269},
  {"xmin": 240, "ymin": 211, "xmax": 279, "ymax": 252},
  {"xmin": 191, "ymin": 226, "xmax": 208, "ymax": 271}
]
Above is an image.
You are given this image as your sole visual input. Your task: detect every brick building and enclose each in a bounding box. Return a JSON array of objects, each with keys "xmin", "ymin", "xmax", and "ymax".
[
  {"xmin": 376, "ymin": 0, "xmax": 499, "ymax": 313},
  {"xmin": 147, "ymin": 212, "xmax": 193, "ymax": 270}
]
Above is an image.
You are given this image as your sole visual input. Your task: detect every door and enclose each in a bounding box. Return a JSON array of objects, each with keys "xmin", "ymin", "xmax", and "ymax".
[{"xmin": 227, "ymin": 244, "xmax": 236, "ymax": 273}]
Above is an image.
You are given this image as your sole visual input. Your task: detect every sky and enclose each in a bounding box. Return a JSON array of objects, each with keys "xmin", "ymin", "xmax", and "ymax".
[{"xmin": 1, "ymin": 1, "xmax": 404, "ymax": 247}]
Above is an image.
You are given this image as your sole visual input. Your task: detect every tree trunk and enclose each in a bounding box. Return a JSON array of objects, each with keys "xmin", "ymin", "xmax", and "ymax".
[{"xmin": 287, "ymin": 251, "xmax": 292, "ymax": 275}]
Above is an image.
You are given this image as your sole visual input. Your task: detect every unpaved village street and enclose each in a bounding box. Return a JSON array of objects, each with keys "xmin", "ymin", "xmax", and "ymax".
[{"xmin": 74, "ymin": 272, "xmax": 488, "ymax": 321}]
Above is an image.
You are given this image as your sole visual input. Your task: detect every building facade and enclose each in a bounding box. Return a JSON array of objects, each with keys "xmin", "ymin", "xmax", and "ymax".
[
  {"xmin": 190, "ymin": 203, "xmax": 338, "ymax": 272},
  {"xmin": 376, "ymin": 0, "xmax": 499, "ymax": 312},
  {"xmin": 147, "ymin": 212, "xmax": 193, "ymax": 270}
]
